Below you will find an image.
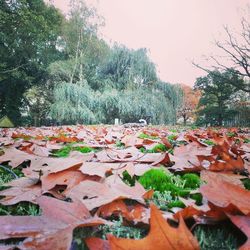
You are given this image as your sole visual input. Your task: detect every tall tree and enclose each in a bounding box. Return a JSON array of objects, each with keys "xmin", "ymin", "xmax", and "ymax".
[
  {"xmin": 177, "ymin": 84, "xmax": 200, "ymax": 125},
  {"xmin": 195, "ymin": 70, "xmax": 243, "ymax": 126},
  {"xmin": 0, "ymin": 0, "xmax": 63, "ymax": 124},
  {"xmin": 193, "ymin": 12, "xmax": 250, "ymax": 93},
  {"xmin": 99, "ymin": 45, "xmax": 157, "ymax": 91}
]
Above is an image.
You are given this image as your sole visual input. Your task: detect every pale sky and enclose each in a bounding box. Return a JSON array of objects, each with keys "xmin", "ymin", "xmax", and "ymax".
[{"xmin": 49, "ymin": 0, "xmax": 249, "ymax": 86}]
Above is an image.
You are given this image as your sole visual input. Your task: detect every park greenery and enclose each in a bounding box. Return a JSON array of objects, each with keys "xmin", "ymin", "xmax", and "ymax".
[{"xmin": 0, "ymin": 0, "xmax": 249, "ymax": 127}]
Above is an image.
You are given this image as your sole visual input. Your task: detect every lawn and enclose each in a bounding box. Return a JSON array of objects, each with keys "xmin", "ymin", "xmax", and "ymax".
[{"xmin": 0, "ymin": 125, "xmax": 249, "ymax": 249}]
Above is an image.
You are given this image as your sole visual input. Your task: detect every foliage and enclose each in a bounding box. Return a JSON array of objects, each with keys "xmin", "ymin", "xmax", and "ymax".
[
  {"xmin": 138, "ymin": 169, "xmax": 200, "ymax": 197},
  {"xmin": 0, "ymin": 165, "xmax": 40, "ymax": 216},
  {"xmin": 177, "ymin": 84, "xmax": 200, "ymax": 125},
  {"xmin": 50, "ymin": 81, "xmax": 97, "ymax": 124},
  {"xmin": 139, "ymin": 144, "xmax": 168, "ymax": 153},
  {"xmin": 0, "ymin": 0, "xmax": 64, "ymax": 125},
  {"xmin": 193, "ymin": 12, "xmax": 250, "ymax": 93},
  {"xmin": 194, "ymin": 225, "xmax": 240, "ymax": 250},
  {"xmin": 138, "ymin": 133, "xmax": 159, "ymax": 140},
  {"xmin": 51, "ymin": 144, "xmax": 94, "ymax": 157},
  {"xmin": 0, "ymin": 125, "xmax": 249, "ymax": 249},
  {"xmin": 195, "ymin": 70, "xmax": 243, "ymax": 126}
]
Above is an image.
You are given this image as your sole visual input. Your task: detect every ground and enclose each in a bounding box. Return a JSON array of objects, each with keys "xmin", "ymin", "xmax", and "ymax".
[{"xmin": 0, "ymin": 125, "xmax": 249, "ymax": 249}]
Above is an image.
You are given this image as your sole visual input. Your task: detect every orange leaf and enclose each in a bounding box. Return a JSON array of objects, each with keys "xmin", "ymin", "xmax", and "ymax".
[
  {"xmin": 200, "ymin": 171, "xmax": 250, "ymax": 215},
  {"xmin": 227, "ymin": 214, "xmax": 250, "ymax": 250},
  {"xmin": 86, "ymin": 237, "xmax": 110, "ymax": 250},
  {"xmin": 108, "ymin": 204, "xmax": 200, "ymax": 250}
]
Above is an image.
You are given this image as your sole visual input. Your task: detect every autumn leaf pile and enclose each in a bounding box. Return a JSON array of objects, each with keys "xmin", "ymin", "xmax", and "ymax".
[{"xmin": 0, "ymin": 125, "xmax": 249, "ymax": 250}]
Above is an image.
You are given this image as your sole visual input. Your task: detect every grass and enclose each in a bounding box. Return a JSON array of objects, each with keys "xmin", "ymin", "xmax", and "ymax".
[
  {"xmin": 138, "ymin": 133, "xmax": 159, "ymax": 140},
  {"xmin": 51, "ymin": 145, "xmax": 95, "ymax": 157},
  {"xmin": 115, "ymin": 140, "xmax": 125, "ymax": 148},
  {"xmin": 0, "ymin": 165, "xmax": 41, "ymax": 216},
  {"xmin": 139, "ymin": 143, "xmax": 168, "ymax": 153},
  {"xmin": 137, "ymin": 169, "xmax": 202, "ymax": 209},
  {"xmin": 194, "ymin": 223, "xmax": 245, "ymax": 250},
  {"xmin": 242, "ymin": 178, "xmax": 250, "ymax": 190},
  {"xmin": 0, "ymin": 143, "xmax": 247, "ymax": 250},
  {"xmin": 138, "ymin": 169, "xmax": 200, "ymax": 196},
  {"xmin": 244, "ymin": 138, "xmax": 250, "ymax": 143},
  {"xmin": 202, "ymin": 139, "xmax": 215, "ymax": 146}
]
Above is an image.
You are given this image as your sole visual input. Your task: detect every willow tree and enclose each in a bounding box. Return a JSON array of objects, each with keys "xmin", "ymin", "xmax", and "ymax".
[
  {"xmin": 50, "ymin": 80, "xmax": 97, "ymax": 124},
  {"xmin": 99, "ymin": 45, "xmax": 157, "ymax": 91}
]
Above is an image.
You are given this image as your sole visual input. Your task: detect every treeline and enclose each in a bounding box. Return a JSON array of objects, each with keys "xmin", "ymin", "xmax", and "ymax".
[{"xmin": 0, "ymin": 0, "xmax": 182, "ymax": 126}]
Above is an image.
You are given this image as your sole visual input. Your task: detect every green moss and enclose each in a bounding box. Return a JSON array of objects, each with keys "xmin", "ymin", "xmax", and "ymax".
[
  {"xmin": 51, "ymin": 146, "xmax": 72, "ymax": 157},
  {"xmin": 169, "ymin": 129, "xmax": 178, "ymax": 133},
  {"xmin": 242, "ymin": 178, "xmax": 250, "ymax": 190},
  {"xmin": 167, "ymin": 200, "xmax": 185, "ymax": 209},
  {"xmin": 73, "ymin": 146, "xmax": 93, "ymax": 154},
  {"xmin": 182, "ymin": 173, "xmax": 201, "ymax": 189},
  {"xmin": 122, "ymin": 170, "xmax": 136, "ymax": 186},
  {"xmin": 116, "ymin": 140, "xmax": 125, "ymax": 148},
  {"xmin": 167, "ymin": 134, "xmax": 176, "ymax": 141},
  {"xmin": 138, "ymin": 169, "xmax": 192, "ymax": 197},
  {"xmin": 139, "ymin": 169, "xmax": 171, "ymax": 191},
  {"xmin": 203, "ymin": 139, "xmax": 215, "ymax": 146},
  {"xmin": 244, "ymin": 138, "xmax": 250, "ymax": 143},
  {"xmin": 227, "ymin": 132, "xmax": 236, "ymax": 137},
  {"xmin": 139, "ymin": 143, "xmax": 168, "ymax": 153},
  {"xmin": 51, "ymin": 145, "xmax": 94, "ymax": 157},
  {"xmin": 138, "ymin": 133, "xmax": 159, "ymax": 140},
  {"xmin": 190, "ymin": 193, "xmax": 203, "ymax": 205}
]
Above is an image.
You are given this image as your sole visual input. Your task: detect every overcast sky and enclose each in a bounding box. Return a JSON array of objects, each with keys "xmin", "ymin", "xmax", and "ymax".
[{"xmin": 50, "ymin": 0, "xmax": 249, "ymax": 86}]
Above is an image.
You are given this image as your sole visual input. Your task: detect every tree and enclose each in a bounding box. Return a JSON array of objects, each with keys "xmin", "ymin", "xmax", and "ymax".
[
  {"xmin": 0, "ymin": 0, "xmax": 63, "ymax": 124},
  {"xmin": 193, "ymin": 13, "xmax": 250, "ymax": 92},
  {"xmin": 99, "ymin": 45, "xmax": 157, "ymax": 91},
  {"xmin": 195, "ymin": 70, "xmax": 243, "ymax": 126},
  {"xmin": 177, "ymin": 85, "xmax": 200, "ymax": 125}
]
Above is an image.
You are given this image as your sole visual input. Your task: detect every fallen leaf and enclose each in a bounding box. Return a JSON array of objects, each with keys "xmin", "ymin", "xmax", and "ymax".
[{"xmin": 108, "ymin": 203, "xmax": 200, "ymax": 250}]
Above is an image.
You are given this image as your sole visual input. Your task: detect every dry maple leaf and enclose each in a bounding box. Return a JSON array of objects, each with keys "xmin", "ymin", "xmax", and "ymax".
[
  {"xmin": 0, "ymin": 184, "xmax": 42, "ymax": 205},
  {"xmin": 41, "ymin": 169, "xmax": 93, "ymax": 192},
  {"xmin": 227, "ymin": 214, "xmax": 250, "ymax": 250},
  {"xmin": 108, "ymin": 203, "xmax": 200, "ymax": 250},
  {"xmin": 0, "ymin": 196, "xmax": 104, "ymax": 250},
  {"xmin": 96, "ymin": 199, "xmax": 148, "ymax": 223},
  {"xmin": 86, "ymin": 237, "xmax": 110, "ymax": 250},
  {"xmin": 66, "ymin": 175, "xmax": 146, "ymax": 210},
  {"xmin": 200, "ymin": 171, "xmax": 250, "ymax": 215}
]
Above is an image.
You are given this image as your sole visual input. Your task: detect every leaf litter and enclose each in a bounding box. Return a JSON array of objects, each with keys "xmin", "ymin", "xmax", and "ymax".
[{"xmin": 0, "ymin": 125, "xmax": 249, "ymax": 249}]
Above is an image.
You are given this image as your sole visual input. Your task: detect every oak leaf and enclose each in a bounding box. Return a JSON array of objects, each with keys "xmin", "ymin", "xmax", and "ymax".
[{"xmin": 108, "ymin": 204, "xmax": 199, "ymax": 250}]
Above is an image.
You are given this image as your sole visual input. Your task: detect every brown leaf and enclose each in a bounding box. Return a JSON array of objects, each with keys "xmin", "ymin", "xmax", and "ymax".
[
  {"xmin": 67, "ymin": 175, "xmax": 146, "ymax": 210},
  {"xmin": 227, "ymin": 214, "xmax": 250, "ymax": 250},
  {"xmin": 41, "ymin": 169, "xmax": 92, "ymax": 192},
  {"xmin": 0, "ymin": 196, "xmax": 104, "ymax": 250},
  {"xmin": 201, "ymin": 171, "xmax": 245, "ymax": 187},
  {"xmin": 108, "ymin": 204, "xmax": 200, "ymax": 250},
  {"xmin": 200, "ymin": 171, "xmax": 250, "ymax": 215},
  {"xmin": 0, "ymin": 184, "xmax": 42, "ymax": 205},
  {"xmin": 85, "ymin": 237, "xmax": 110, "ymax": 250},
  {"xmin": 96, "ymin": 200, "xmax": 147, "ymax": 222}
]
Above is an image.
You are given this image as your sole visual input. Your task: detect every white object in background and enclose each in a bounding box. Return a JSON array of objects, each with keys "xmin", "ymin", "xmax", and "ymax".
[
  {"xmin": 139, "ymin": 119, "xmax": 147, "ymax": 125},
  {"xmin": 115, "ymin": 118, "xmax": 119, "ymax": 125}
]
